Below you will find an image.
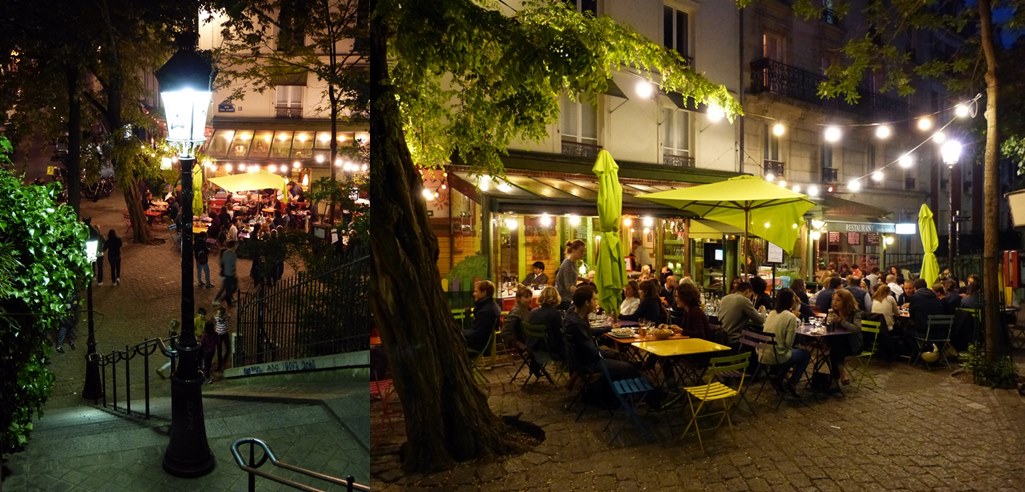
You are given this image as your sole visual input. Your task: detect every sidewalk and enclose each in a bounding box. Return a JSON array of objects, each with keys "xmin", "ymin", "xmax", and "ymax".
[{"xmin": 2, "ymin": 190, "xmax": 368, "ymax": 490}]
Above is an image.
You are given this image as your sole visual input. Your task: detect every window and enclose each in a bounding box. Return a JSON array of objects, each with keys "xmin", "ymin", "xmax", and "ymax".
[
  {"xmin": 661, "ymin": 105, "xmax": 692, "ymax": 166},
  {"xmin": 663, "ymin": 5, "xmax": 690, "ymax": 59},
  {"xmin": 277, "ymin": 0, "xmax": 308, "ymax": 51},
  {"xmin": 275, "ymin": 86, "xmax": 303, "ymax": 118},
  {"xmin": 559, "ymin": 94, "xmax": 598, "ymax": 155},
  {"xmin": 763, "ymin": 123, "xmax": 781, "ymax": 162},
  {"xmin": 565, "ymin": 0, "xmax": 597, "ymax": 14},
  {"xmin": 821, "ymin": 144, "xmax": 835, "ymax": 181},
  {"xmin": 763, "ymin": 32, "xmax": 786, "ymax": 62}
]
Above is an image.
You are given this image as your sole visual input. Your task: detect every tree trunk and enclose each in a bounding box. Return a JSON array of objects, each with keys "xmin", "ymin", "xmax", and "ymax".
[
  {"xmin": 66, "ymin": 63, "xmax": 82, "ymax": 216},
  {"xmin": 978, "ymin": 0, "xmax": 1003, "ymax": 362},
  {"xmin": 105, "ymin": 69, "xmax": 152, "ymax": 244},
  {"xmin": 369, "ymin": 11, "xmax": 524, "ymax": 472},
  {"xmin": 124, "ymin": 175, "xmax": 153, "ymax": 243}
]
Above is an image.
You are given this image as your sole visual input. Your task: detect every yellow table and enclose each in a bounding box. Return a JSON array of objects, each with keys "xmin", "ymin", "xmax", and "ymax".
[{"xmin": 632, "ymin": 338, "xmax": 730, "ymax": 357}]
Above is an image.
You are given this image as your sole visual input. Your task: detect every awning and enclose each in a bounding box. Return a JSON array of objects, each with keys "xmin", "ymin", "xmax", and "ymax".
[{"xmin": 810, "ymin": 194, "xmax": 892, "ymax": 221}]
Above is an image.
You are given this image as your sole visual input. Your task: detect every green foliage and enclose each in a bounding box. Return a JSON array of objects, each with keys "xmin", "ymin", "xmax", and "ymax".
[
  {"xmin": 962, "ymin": 343, "xmax": 1019, "ymax": 389},
  {"xmin": 385, "ymin": 0, "xmax": 740, "ymax": 174},
  {"xmin": 0, "ymin": 136, "xmax": 12, "ymax": 166},
  {"xmin": 0, "ymin": 168, "xmax": 91, "ymax": 454},
  {"xmin": 447, "ymin": 253, "xmax": 490, "ymax": 291}
]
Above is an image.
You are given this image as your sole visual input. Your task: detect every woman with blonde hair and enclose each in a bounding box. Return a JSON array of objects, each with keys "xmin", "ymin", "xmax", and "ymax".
[
  {"xmin": 555, "ymin": 239, "xmax": 586, "ymax": 309},
  {"xmin": 871, "ymin": 283, "xmax": 899, "ymax": 330}
]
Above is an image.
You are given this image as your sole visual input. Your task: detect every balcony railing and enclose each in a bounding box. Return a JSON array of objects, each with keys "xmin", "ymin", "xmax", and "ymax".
[
  {"xmin": 750, "ymin": 58, "xmax": 907, "ymax": 120},
  {"xmin": 763, "ymin": 159, "xmax": 785, "ymax": 178},
  {"xmin": 663, "ymin": 153, "xmax": 695, "ymax": 168},
  {"xmin": 821, "ymin": 167, "xmax": 839, "ymax": 183},
  {"xmin": 275, "ymin": 106, "xmax": 303, "ymax": 119},
  {"xmin": 561, "ymin": 140, "xmax": 601, "ymax": 159}
]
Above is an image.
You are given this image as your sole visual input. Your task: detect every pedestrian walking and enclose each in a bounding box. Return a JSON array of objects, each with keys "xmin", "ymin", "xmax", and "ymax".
[
  {"xmin": 105, "ymin": 229, "xmax": 123, "ymax": 285},
  {"xmin": 200, "ymin": 320, "xmax": 217, "ymax": 383},
  {"xmin": 194, "ymin": 232, "xmax": 212, "ymax": 288},
  {"xmin": 214, "ymin": 240, "xmax": 238, "ymax": 307},
  {"xmin": 214, "ymin": 306, "xmax": 231, "ymax": 371},
  {"xmin": 55, "ymin": 292, "xmax": 78, "ymax": 353}
]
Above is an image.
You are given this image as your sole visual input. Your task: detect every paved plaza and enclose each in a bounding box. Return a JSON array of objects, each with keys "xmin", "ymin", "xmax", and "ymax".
[
  {"xmin": 372, "ymin": 352, "xmax": 1025, "ymax": 490},
  {"xmin": 2, "ymin": 190, "xmax": 369, "ymax": 490}
]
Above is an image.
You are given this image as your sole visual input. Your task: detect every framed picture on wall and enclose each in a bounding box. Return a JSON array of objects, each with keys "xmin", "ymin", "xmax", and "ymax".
[{"xmin": 643, "ymin": 229, "xmax": 654, "ymax": 249}]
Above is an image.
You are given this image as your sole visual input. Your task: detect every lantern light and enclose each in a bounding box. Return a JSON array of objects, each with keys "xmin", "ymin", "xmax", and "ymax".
[
  {"xmin": 772, "ymin": 122, "xmax": 786, "ymax": 137},
  {"xmin": 875, "ymin": 125, "xmax": 892, "ymax": 139},
  {"xmin": 706, "ymin": 102, "xmax": 725, "ymax": 123},
  {"xmin": 824, "ymin": 126, "xmax": 842, "ymax": 143},
  {"xmin": 634, "ymin": 80, "xmax": 654, "ymax": 99}
]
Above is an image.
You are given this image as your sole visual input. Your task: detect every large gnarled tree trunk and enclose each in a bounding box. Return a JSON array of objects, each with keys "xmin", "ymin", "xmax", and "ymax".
[
  {"xmin": 978, "ymin": 0, "xmax": 1003, "ymax": 362},
  {"xmin": 369, "ymin": 13, "xmax": 523, "ymax": 472}
]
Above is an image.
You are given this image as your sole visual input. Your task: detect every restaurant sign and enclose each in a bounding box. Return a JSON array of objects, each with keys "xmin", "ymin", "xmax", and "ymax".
[{"xmin": 826, "ymin": 221, "xmax": 896, "ymax": 233}]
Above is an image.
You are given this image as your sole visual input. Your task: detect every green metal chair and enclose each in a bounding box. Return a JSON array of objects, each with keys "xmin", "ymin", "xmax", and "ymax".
[
  {"xmin": 468, "ymin": 328, "xmax": 495, "ymax": 387},
  {"xmin": 519, "ymin": 321, "xmax": 558, "ymax": 387},
  {"xmin": 597, "ymin": 343, "xmax": 656, "ymax": 445},
  {"xmin": 850, "ymin": 319, "xmax": 881, "ymax": 389},
  {"xmin": 912, "ymin": 315, "xmax": 954, "ymax": 369},
  {"xmin": 680, "ymin": 352, "xmax": 749, "ymax": 453}
]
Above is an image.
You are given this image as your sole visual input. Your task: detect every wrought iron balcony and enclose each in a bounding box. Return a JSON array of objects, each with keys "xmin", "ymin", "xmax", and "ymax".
[
  {"xmin": 275, "ymin": 106, "xmax": 303, "ymax": 119},
  {"xmin": 561, "ymin": 140, "xmax": 601, "ymax": 159},
  {"xmin": 750, "ymin": 58, "xmax": 907, "ymax": 121},
  {"xmin": 663, "ymin": 153, "xmax": 695, "ymax": 168},
  {"xmin": 821, "ymin": 167, "xmax": 838, "ymax": 183},
  {"xmin": 763, "ymin": 160, "xmax": 785, "ymax": 178}
]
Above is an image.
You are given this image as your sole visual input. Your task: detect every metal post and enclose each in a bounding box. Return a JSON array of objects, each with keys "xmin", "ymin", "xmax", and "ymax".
[
  {"xmin": 948, "ymin": 164, "xmax": 955, "ymax": 272},
  {"xmin": 82, "ymin": 276, "xmax": 102, "ymax": 400},
  {"xmin": 163, "ymin": 156, "xmax": 215, "ymax": 477}
]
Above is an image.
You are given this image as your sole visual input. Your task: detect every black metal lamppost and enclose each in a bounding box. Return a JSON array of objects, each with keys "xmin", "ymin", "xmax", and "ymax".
[
  {"xmin": 941, "ymin": 139, "xmax": 962, "ymax": 273},
  {"xmin": 82, "ymin": 238, "xmax": 102, "ymax": 400},
  {"xmin": 156, "ymin": 36, "xmax": 217, "ymax": 478}
]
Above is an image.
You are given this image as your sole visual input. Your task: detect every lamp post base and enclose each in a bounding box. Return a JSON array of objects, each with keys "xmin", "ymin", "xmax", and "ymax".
[
  {"xmin": 162, "ymin": 358, "xmax": 215, "ymax": 478},
  {"xmin": 82, "ymin": 350, "xmax": 102, "ymax": 401}
]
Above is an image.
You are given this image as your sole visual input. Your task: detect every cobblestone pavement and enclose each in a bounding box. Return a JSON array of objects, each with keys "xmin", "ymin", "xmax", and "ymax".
[
  {"xmin": 372, "ymin": 354, "xmax": 1025, "ymax": 490},
  {"xmin": 2, "ymin": 189, "xmax": 368, "ymax": 490}
]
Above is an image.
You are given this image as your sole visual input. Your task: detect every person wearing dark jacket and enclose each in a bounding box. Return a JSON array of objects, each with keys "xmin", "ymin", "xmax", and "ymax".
[
  {"xmin": 815, "ymin": 276, "xmax": 843, "ymax": 313},
  {"xmin": 464, "ymin": 280, "xmax": 501, "ymax": 354},
  {"xmin": 908, "ymin": 278, "xmax": 944, "ymax": 336},
  {"xmin": 941, "ymin": 279, "xmax": 961, "ymax": 314},
  {"xmin": 618, "ymin": 279, "xmax": 666, "ymax": 325},
  {"xmin": 105, "ymin": 229, "xmax": 123, "ymax": 286},
  {"xmin": 749, "ymin": 276, "xmax": 773, "ymax": 311},
  {"xmin": 527, "ymin": 286, "xmax": 566, "ymax": 360},
  {"xmin": 670, "ymin": 283, "xmax": 712, "ymax": 340},
  {"xmin": 846, "ymin": 275, "xmax": 870, "ymax": 312}
]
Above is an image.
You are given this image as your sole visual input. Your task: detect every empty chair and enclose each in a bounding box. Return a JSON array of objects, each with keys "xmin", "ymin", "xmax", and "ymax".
[
  {"xmin": 849, "ymin": 319, "xmax": 881, "ymax": 388},
  {"xmin": 680, "ymin": 352, "xmax": 749, "ymax": 453},
  {"xmin": 598, "ymin": 344, "xmax": 656, "ymax": 445},
  {"xmin": 912, "ymin": 315, "xmax": 954, "ymax": 369}
]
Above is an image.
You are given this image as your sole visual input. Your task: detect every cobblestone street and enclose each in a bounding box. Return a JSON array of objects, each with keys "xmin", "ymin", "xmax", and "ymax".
[{"xmin": 372, "ymin": 354, "xmax": 1025, "ymax": 490}]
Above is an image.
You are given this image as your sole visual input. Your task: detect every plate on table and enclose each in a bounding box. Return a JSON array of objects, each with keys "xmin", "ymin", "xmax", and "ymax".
[{"xmin": 609, "ymin": 328, "xmax": 635, "ymax": 338}]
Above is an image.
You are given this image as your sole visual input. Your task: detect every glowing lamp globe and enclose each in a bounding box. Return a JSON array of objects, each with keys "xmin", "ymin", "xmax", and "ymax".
[{"xmin": 156, "ymin": 48, "xmax": 216, "ymax": 158}]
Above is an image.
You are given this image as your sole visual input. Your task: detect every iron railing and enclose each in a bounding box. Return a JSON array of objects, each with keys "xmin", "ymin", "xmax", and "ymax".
[
  {"xmin": 662, "ymin": 153, "xmax": 695, "ymax": 168},
  {"xmin": 235, "ymin": 245, "xmax": 371, "ymax": 367},
  {"xmin": 90, "ymin": 333, "xmax": 178, "ymax": 419},
  {"xmin": 560, "ymin": 140, "xmax": 601, "ymax": 159},
  {"xmin": 749, "ymin": 58, "xmax": 907, "ymax": 120},
  {"xmin": 230, "ymin": 438, "xmax": 369, "ymax": 492},
  {"xmin": 822, "ymin": 167, "xmax": 839, "ymax": 183},
  {"xmin": 764, "ymin": 160, "xmax": 785, "ymax": 178}
]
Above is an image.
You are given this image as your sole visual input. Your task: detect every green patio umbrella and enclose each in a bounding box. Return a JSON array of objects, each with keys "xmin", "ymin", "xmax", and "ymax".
[
  {"xmin": 918, "ymin": 203, "xmax": 939, "ymax": 285},
  {"xmin": 636, "ymin": 175, "xmax": 814, "ymax": 256},
  {"xmin": 192, "ymin": 164, "xmax": 204, "ymax": 213},
  {"xmin": 593, "ymin": 150, "xmax": 626, "ymax": 316}
]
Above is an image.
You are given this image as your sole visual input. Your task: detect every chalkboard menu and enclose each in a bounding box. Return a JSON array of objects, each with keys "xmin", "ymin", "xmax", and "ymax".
[
  {"xmin": 828, "ymin": 231, "xmax": 841, "ymax": 244},
  {"xmin": 866, "ymin": 233, "xmax": 880, "ymax": 245},
  {"xmin": 847, "ymin": 232, "xmax": 861, "ymax": 245}
]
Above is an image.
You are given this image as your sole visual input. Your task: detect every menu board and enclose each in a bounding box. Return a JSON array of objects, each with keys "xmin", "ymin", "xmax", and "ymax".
[
  {"xmin": 847, "ymin": 232, "xmax": 861, "ymax": 245},
  {"xmin": 828, "ymin": 231, "xmax": 841, "ymax": 244},
  {"xmin": 866, "ymin": 233, "xmax": 880, "ymax": 245}
]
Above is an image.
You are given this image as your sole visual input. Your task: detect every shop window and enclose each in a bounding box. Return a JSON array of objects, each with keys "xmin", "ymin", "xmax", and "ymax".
[
  {"xmin": 207, "ymin": 130, "xmax": 233, "ymax": 158},
  {"xmin": 291, "ymin": 132, "xmax": 315, "ymax": 159},
  {"xmin": 270, "ymin": 131, "xmax": 294, "ymax": 158},
  {"xmin": 249, "ymin": 131, "xmax": 273, "ymax": 158},
  {"xmin": 228, "ymin": 131, "xmax": 253, "ymax": 158}
]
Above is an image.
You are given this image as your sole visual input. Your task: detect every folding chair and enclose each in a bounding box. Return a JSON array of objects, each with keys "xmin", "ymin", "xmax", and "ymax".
[
  {"xmin": 520, "ymin": 321, "xmax": 557, "ymax": 387},
  {"xmin": 849, "ymin": 320, "xmax": 881, "ymax": 389},
  {"xmin": 468, "ymin": 326, "xmax": 496, "ymax": 387},
  {"xmin": 598, "ymin": 345, "xmax": 656, "ymax": 445},
  {"xmin": 738, "ymin": 329, "xmax": 785, "ymax": 411},
  {"xmin": 680, "ymin": 352, "xmax": 749, "ymax": 453},
  {"xmin": 912, "ymin": 315, "xmax": 954, "ymax": 369}
]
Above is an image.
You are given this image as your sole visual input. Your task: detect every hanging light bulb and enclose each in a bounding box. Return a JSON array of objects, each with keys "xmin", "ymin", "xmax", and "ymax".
[
  {"xmin": 772, "ymin": 122, "xmax": 786, "ymax": 137},
  {"xmin": 898, "ymin": 154, "xmax": 914, "ymax": 169},
  {"xmin": 539, "ymin": 213, "xmax": 552, "ymax": 227},
  {"xmin": 808, "ymin": 185, "xmax": 820, "ymax": 197},
  {"xmin": 871, "ymin": 170, "xmax": 884, "ymax": 182},
  {"xmin": 792, "ymin": 184, "xmax": 802, "ymax": 193},
  {"xmin": 875, "ymin": 125, "xmax": 892, "ymax": 139},
  {"xmin": 932, "ymin": 131, "xmax": 947, "ymax": 144},
  {"xmin": 824, "ymin": 126, "xmax": 842, "ymax": 143},
  {"xmin": 778, "ymin": 179, "xmax": 787, "ymax": 188},
  {"xmin": 422, "ymin": 188, "xmax": 434, "ymax": 201},
  {"xmin": 623, "ymin": 217, "xmax": 633, "ymax": 227},
  {"xmin": 811, "ymin": 219, "xmax": 825, "ymax": 230},
  {"xmin": 568, "ymin": 214, "xmax": 581, "ymax": 226},
  {"xmin": 706, "ymin": 102, "xmax": 725, "ymax": 123},
  {"xmin": 848, "ymin": 179, "xmax": 862, "ymax": 192},
  {"xmin": 642, "ymin": 216, "xmax": 654, "ymax": 227},
  {"xmin": 634, "ymin": 80, "xmax": 654, "ymax": 99},
  {"xmin": 478, "ymin": 175, "xmax": 492, "ymax": 192},
  {"xmin": 917, "ymin": 116, "xmax": 933, "ymax": 131},
  {"xmin": 504, "ymin": 217, "xmax": 518, "ymax": 230},
  {"xmin": 810, "ymin": 230, "xmax": 821, "ymax": 241},
  {"xmin": 955, "ymin": 103, "xmax": 971, "ymax": 118},
  {"xmin": 765, "ymin": 172, "xmax": 775, "ymax": 182},
  {"xmin": 497, "ymin": 181, "xmax": 512, "ymax": 193}
]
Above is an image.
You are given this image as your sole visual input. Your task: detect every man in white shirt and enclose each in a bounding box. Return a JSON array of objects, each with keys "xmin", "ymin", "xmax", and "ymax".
[
  {"xmin": 631, "ymin": 238, "xmax": 652, "ymax": 272},
  {"xmin": 886, "ymin": 274, "xmax": 904, "ymax": 300}
]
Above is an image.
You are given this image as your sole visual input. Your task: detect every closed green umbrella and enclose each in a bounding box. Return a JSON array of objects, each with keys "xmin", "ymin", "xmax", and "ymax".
[
  {"xmin": 192, "ymin": 164, "xmax": 204, "ymax": 213},
  {"xmin": 593, "ymin": 150, "xmax": 626, "ymax": 316},
  {"xmin": 918, "ymin": 203, "xmax": 939, "ymax": 285}
]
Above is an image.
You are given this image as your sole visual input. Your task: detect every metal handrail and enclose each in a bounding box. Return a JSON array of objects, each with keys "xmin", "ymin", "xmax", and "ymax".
[
  {"xmin": 230, "ymin": 438, "xmax": 370, "ymax": 492},
  {"xmin": 89, "ymin": 322, "xmax": 178, "ymax": 419}
]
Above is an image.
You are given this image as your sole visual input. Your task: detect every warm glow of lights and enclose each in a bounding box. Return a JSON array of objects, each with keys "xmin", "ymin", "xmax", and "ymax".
[
  {"xmin": 875, "ymin": 125, "xmax": 892, "ymax": 139},
  {"xmin": 239, "ymin": 132, "xmax": 252, "ymax": 141},
  {"xmin": 318, "ymin": 133, "xmax": 331, "ymax": 143},
  {"xmin": 302, "ymin": 174, "xmax": 309, "ymax": 187},
  {"xmin": 642, "ymin": 216, "xmax": 654, "ymax": 227},
  {"xmin": 810, "ymin": 231, "xmax": 821, "ymax": 241},
  {"xmin": 539, "ymin": 213, "xmax": 552, "ymax": 227},
  {"xmin": 224, "ymin": 163, "xmax": 233, "ymax": 172},
  {"xmin": 792, "ymin": 184, "xmax": 801, "ymax": 193},
  {"xmin": 778, "ymin": 179, "xmax": 787, "ymax": 188},
  {"xmin": 292, "ymin": 161, "xmax": 301, "ymax": 169},
  {"xmin": 296, "ymin": 133, "xmax": 309, "ymax": 142},
  {"xmin": 267, "ymin": 164, "xmax": 277, "ymax": 173},
  {"xmin": 634, "ymin": 80, "xmax": 654, "ymax": 99},
  {"xmin": 479, "ymin": 175, "xmax": 492, "ymax": 192},
  {"xmin": 277, "ymin": 133, "xmax": 289, "ymax": 141},
  {"xmin": 848, "ymin": 179, "xmax": 862, "ymax": 192},
  {"xmin": 955, "ymin": 103, "xmax": 971, "ymax": 118},
  {"xmin": 763, "ymin": 221, "xmax": 771, "ymax": 229},
  {"xmin": 811, "ymin": 219, "xmax": 825, "ymax": 230},
  {"xmin": 237, "ymin": 163, "xmax": 247, "ymax": 171},
  {"xmin": 941, "ymin": 139, "xmax": 963, "ymax": 165},
  {"xmin": 314, "ymin": 154, "xmax": 325, "ymax": 164},
  {"xmin": 917, "ymin": 116, "xmax": 933, "ymax": 131},
  {"xmin": 898, "ymin": 154, "xmax": 914, "ymax": 169},
  {"xmin": 497, "ymin": 181, "xmax": 512, "ymax": 193},
  {"xmin": 422, "ymin": 188, "xmax": 434, "ymax": 201},
  {"xmin": 884, "ymin": 236, "xmax": 895, "ymax": 245},
  {"xmin": 765, "ymin": 173, "xmax": 775, "ymax": 182},
  {"xmin": 824, "ymin": 126, "xmax": 842, "ymax": 143},
  {"xmin": 623, "ymin": 217, "xmax": 633, "ymax": 227},
  {"xmin": 568, "ymin": 214, "xmax": 581, "ymax": 226},
  {"xmin": 872, "ymin": 171, "xmax": 884, "ymax": 182},
  {"xmin": 808, "ymin": 185, "xmax": 820, "ymax": 197},
  {"xmin": 706, "ymin": 103, "xmax": 725, "ymax": 123},
  {"xmin": 504, "ymin": 217, "xmax": 517, "ymax": 230},
  {"xmin": 772, "ymin": 122, "xmax": 786, "ymax": 137},
  {"xmin": 932, "ymin": 131, "xmax": 946, "ymax": 144}
]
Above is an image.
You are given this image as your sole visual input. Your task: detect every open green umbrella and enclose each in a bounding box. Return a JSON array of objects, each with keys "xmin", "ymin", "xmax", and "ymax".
[
  {"xmin": 636, "ymin": 175, "xmax": 814, "ymax": 255},
  {"xmin": 593, "ymin": 150, "xmax": 626, "ymax": 316},
  {"xmin": 918, "ymin": 203, "xmax": 939, "ymax": 285}
]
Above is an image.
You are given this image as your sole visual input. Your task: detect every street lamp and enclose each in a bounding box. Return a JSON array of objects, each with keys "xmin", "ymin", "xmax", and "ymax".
[
  {"xmin": 82, "ymin": 238, "xmax": 102, "ymax": 400},
  {"xmin": 941, "ymin": 139, "xmax": 962, "ymax": 272},
  {"xmin": 156, "ymin": 37, "xmax": 216, "ymax": 478}
]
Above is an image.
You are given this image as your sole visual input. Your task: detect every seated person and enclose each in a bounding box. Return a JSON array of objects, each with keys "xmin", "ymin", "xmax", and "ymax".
[
  {"xmin": 464, "ymin": 280, "xmax": 500, "ymax": 354},
  {"xmin": 142, "ymin": 190, "xmax": 154, "ymax": 210},
  {"xmin": 163, "ymin": 197, "xmax": 179, "ymax": 222},
  {"xmin": 670, "ymin": 282, "xmax": 712, "ymax": 340},
  {"xmin": 527, "ymin": 286, "xmax": 565, "ymax": 360},
  {"xmin": 824, "ymin": 289, "xmax": 863, "ymax": 385},
  {"xmin": 759, "ymin": 289, "xmax": 809, "ymax": 397},
  {"xmin": 908, "ymin": 278, "xmax": 944, "ymax": 335},
  {"xmin": 717, "ymin": 281, "xmax": 765, "ymax": 347},
  {"xmin": 659, "ymin": 275, "xmax": 678, "ymax": 308},
  {"xmin": 815, "ymin": 276, "xmax": 843, "ymax": 313},
  {"xmin": 749, "ymin": 276, "xmax": 773, "ymax": 311},
  {"xmin": 499, "ymin": 284, "xmax": 533, "ymax": 353},
  {"xmin": 523, "ymin": 261, "xmax": 549, "ymax": 288},
  {"xmin": 618, "ymin": 279, "xmax": 667, "ymax": 325},
  {"xmin": 619, "ymin": 280, "xmax": 640, "ymax": 317},
  {"xmin": 961, "ymin": 282, "xmax": 982, "ymax": 309}
]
